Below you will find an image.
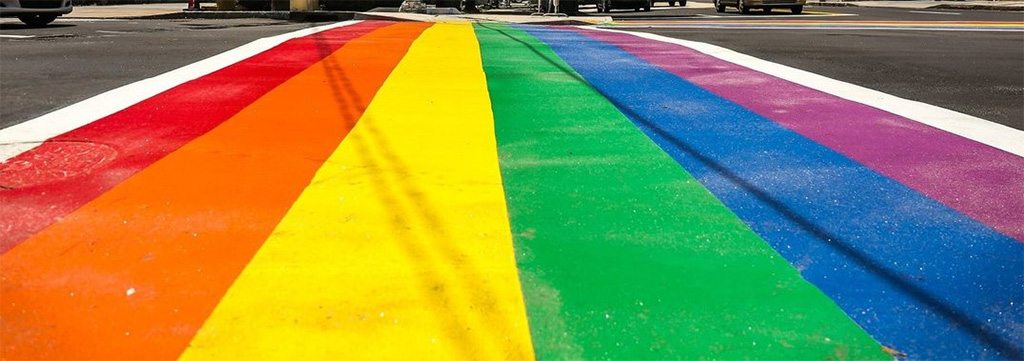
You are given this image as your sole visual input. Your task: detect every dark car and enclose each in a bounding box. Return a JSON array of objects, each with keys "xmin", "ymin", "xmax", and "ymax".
[
  {"xmin": 0, "ymin": 0, "xmax": 73, "ymax": 27},
  {"xmin": 714, "ymin": 0, "xmax": 804, "ymax": 13},
  {"xmin": 532, "ymin": 0, "xmax": 596, "ymax": 14}
]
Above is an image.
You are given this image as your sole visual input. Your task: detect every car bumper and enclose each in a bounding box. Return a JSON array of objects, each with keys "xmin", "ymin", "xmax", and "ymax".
[{"xmin": 0, "ymin": 0, "xmax": 74, "ymax": 16}]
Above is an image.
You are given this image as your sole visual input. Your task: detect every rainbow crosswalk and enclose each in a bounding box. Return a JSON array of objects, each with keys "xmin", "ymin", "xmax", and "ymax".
[
  {"xmin": 1, "ymin": 21, "xmax": 1021, "ymax": 360},
  {"xmin": 603, "ymin": 20, "xmax": 1024, "ymax": 31}
]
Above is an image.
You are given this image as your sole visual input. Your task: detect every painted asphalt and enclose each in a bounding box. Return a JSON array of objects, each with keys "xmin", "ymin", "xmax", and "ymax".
[
  {"xmin": 0, "ymin": 20, "xmax": 1021, "ymax": 360},
  {"xmin": 604, "ymin": 20, "xmax": 1024, "ymax": 31}
]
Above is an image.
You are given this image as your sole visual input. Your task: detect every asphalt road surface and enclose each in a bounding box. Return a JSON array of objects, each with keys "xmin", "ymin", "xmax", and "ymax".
[{"xmin": 1, "ymin": 13, "xmax": 1021, "ymax": 361}]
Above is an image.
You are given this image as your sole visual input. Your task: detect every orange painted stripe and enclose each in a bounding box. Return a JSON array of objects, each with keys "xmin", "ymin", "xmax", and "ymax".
[
  {"xmin": 0, "ymin": 22, "xmax": 431, "ymax": 361},
  {"xmin": 0, "ymin": 21, "xmax": 389, "ymax": 254}
]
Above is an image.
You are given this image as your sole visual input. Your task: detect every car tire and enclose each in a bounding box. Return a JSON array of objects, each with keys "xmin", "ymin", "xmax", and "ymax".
[
  {"xmin": 737, "ymin": 0, "xmax": 750, "ymax": 13},
  {"xmin": 560, "ymin": 0, "xmax": 580, "ymax": 13},
  {"xmin": 764, "ymin": 6, "xmax": 771, "ymax": 12},
  {"xmin": 791, "ymin": 4, "xmax": 802, "ymax": 13},
  {"xmin": 18, "ymin": 14, "xmax": 57, "ymax": 27},
  {"xmin": 679, "ymin": 0, "xmax": 685, "ymax": 5},
  {"xmin": 668, "ymin": 0, "xmax": 674, "ymax": 5},
  {"xmin": 237, "ymin": 0, "xmax": 271, "ymax": 10},
  {"xmin": 643, "ymin": 0, "xmax": 650, "ymax": 10},
  {"xmin": 714, "ymin": 0, "xmax": 725, "ymax": 12}
]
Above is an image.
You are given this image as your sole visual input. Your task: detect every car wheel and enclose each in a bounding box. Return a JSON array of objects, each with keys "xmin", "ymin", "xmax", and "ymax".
[
  {"xmin": 18, "ymin": 14, "xmax": 57, "ymax": 27},
  {"xmin": 643, "ymin": 0, "xmax": 650, "ymax": 10},
  {"xmin": 714, "ymin": 0, "xmax": 725, "ymax": 12},
  {"xmin": 668, "ymin": 0, "xmax": 674, "ymax": 5},
  {"xmin": 737, "ymin": 0, "xmax": 750, "ymax": 13},
  {"xmin": 764, "ymin": 6, "xmax": 771, "ymax": 12},
  {"xmin": 237, "ymin": 0, "xmax": 271, "ymax": 10},
  {"xmin": 679, "ymin": 0, "xmax": 685, "ymax": 5},
  {"xmin": 559, "ymin": 0, "xmax": 580, "ymax": 13},
  {"xmin": 791, "ymin": 4, "xmax": 802, "ymax": 13}
]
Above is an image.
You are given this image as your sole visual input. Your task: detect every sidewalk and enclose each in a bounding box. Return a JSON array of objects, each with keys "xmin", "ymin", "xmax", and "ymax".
[
  {"xmin": 64, "ymin": 3, "xmax": 292, "ymax": 18},
  {"xmin": 64, "ymin": 3, "xmax": 187, "ymax": 18}
]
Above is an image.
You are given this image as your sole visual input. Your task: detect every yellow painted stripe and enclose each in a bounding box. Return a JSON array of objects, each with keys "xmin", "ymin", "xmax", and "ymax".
[{"xmin": 178, "ymin": 23, "xmax": 534, "ymax": 360}]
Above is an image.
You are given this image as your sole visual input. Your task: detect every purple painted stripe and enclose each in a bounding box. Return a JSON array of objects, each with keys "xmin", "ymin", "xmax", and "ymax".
[{"xmin": 574, "ymin": 27, "xmax": 1024, "ymax": 242}]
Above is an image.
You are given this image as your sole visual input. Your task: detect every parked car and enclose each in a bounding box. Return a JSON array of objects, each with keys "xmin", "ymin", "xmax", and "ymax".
[
  {"xmin": 0, "ymin": 0, "xmax": 73, "ymax": 27},
  {"xmin": 714, "ymin": 0, "xmax": 803, "ymax": 13},
  {"xmin": 596, "ymin": 0, "xmax": 650, "ymax": 12}
]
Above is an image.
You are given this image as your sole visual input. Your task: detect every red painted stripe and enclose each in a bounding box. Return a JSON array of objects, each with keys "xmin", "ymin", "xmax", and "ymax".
[
  {"xmin": 0, "ymin": 21, "xmax": 390, "ymax": 253},
  {"xmin": 0, "ymin": 22, "xmax": 431, "ymax": 360}
]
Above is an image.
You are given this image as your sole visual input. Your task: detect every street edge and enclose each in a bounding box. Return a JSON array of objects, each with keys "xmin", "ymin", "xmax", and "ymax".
[{"xmin": 812, "ymin": 1, "xmax": 1023, "ymax": 11}]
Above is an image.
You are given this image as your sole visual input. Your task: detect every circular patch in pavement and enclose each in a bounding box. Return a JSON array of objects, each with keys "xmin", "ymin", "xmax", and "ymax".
[{"xmin": 0, "ymin": 140, "xmax": 118, "ymax": 189}]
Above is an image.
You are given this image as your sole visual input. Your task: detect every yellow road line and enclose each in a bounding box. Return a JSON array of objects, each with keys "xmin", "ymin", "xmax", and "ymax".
[
  {"xmin": 179, "ymin": 23, "xmax": 535, "ymax": 360},
  {"xmin": 802, "ymin": 10, "xmax": 842, "ymax": 15}
]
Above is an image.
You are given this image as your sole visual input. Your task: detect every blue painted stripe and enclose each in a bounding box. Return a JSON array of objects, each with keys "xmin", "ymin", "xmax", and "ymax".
[{"xmin": 518, "ymin": 25, "xmax": 1024, "ymax": 360}]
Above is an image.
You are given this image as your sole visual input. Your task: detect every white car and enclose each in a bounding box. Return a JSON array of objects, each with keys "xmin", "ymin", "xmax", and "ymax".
[{"xmin": 1, "ymin": 0, "xmax": 73, "ymax": 27}]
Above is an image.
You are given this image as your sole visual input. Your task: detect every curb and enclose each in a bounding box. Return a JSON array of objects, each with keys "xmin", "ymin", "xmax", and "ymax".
[
  {"xmin": 930, "ymin": 3, "xmax": 1023, "ymax": 10},
  {"xmin": 155, "ymin": 10, "xmax": 289, "ymax": 18},
  {"xmin": 812, "ymin": 1, "xmax": 1023, "ymax": 10}
]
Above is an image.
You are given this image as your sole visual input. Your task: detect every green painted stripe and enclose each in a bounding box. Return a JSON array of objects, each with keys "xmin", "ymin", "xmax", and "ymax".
[{"xmin": 474, "ymin": 23, "xmax": 888, "ymax": 361}]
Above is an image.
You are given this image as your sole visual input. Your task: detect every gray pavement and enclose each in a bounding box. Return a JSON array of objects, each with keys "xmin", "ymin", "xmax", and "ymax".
[{"xmin": 815, "ymin": 0, "xmax": 1024, "ymax": 10}]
